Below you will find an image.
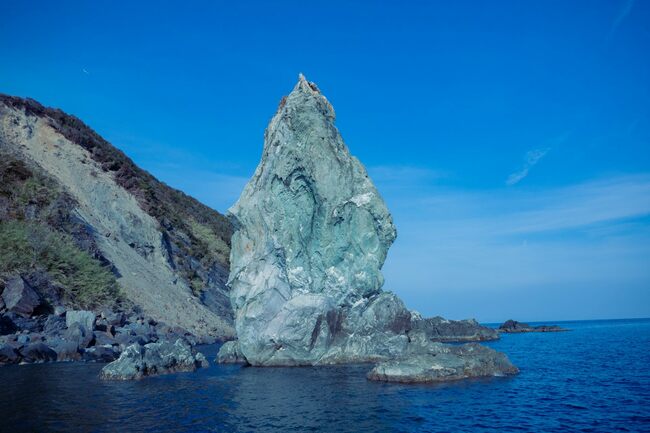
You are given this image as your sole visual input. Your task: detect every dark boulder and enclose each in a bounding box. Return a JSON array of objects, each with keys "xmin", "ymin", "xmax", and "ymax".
[
  {"xmin": 0, "ymin": 315, "xmax": 17, "ymax": 336},
  {"xmin": 124, "ymin": 322, "xmax": 157, "ymax": 342},
  {"xmin": 51, "ymin": 340, "xmax": 82, "ymax": 362},
  {"xmin": 94, "ymin": 331, "xmax": 117, "ymax": 347},
  {"xmin": 64, "ymin": 322, "xmax": 94, "ymax": 349},
  {"xmin": 0, "ymin": 344, "xmax": 20, "ymax": 365},
  {"xmin": 23, "ymin": 270, "xmax": 62, "ymax": 308},
  {"xmin": 19, "ymin": 342, "xmax": 57, "ymax": 363},
  {"xmin": 100, "ymin": 310, "xmax": 126, "ymax": 327},
  {"xmin": 1, "ymin": 276, "xmax": 41, "ymax": 317},
  {"xmin": 9, "ymin": 313, "xmax": 43, "ymax": 333},
  {"xmin": 43, "ymin": 314, "xmax": 66, "ymax": 336},
  {"xmin": 83, "ymin": 346, "xmax": 119, "ymax": 363},
  {"xmin": 114, "ymin": 331, "xmax": 148, "ymax": 348}
]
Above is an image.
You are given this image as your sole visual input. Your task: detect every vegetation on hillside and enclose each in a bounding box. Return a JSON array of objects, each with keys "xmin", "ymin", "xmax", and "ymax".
[
  {"xmin": 0, "ymin": 152, "xmax": 121, "ymax": 309},
  {"xmin": 0, "ymin": 221, "xmax": 120, "ymax": 309}
]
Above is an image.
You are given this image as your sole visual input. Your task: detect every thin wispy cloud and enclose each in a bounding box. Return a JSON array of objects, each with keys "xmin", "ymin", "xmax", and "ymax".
[
  {"xmin": 378, "ymin": 173, "xmax": 650, "ymax": 320},
  {"xmin": 506, "ymin": 148, "xmax": 550, "ymax": 186},
  {"xmin": 609, "ymin": 0, "xmax": 635, "ymax": 38}
]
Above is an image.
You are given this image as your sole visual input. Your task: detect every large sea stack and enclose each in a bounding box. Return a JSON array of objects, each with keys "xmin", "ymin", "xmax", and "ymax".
[
  {"xmin": 226, "ymin": 75, "xmax": 407, "ymax": 365},
  {"xmin": 220, "ymin": 75, "xmax": 518, "ymax": 381}
]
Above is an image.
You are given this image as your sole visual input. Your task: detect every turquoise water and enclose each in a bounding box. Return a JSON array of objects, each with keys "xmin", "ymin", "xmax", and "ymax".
[{"xmin": 0, "ymin": 319, "xmax": 649, "ymax": 432}]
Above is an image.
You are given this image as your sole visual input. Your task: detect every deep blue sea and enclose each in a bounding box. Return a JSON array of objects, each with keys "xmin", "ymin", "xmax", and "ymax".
[{"xmin": 1, "ymin": 319, "xmax": 649, "ymax": 433}]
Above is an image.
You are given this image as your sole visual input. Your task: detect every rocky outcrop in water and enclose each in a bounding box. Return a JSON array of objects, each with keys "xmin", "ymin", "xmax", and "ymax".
[
  {"xmin": 499, "ymin": 319, "xmax": 568, "ymax": 333},
  {"xmin": 219, "ymin": 75, "xmax": 518, "ymax": 382},
  {"xmin": 367, "ymin": 343, "xmax": 518, "ymax": 383},
  {"xmin": 409, "ymin": 316, "xmax": 499, "ymax": 342},
  {"xmin": 100, "ymin": 339, "xmax": 208, "ymax": 380}
]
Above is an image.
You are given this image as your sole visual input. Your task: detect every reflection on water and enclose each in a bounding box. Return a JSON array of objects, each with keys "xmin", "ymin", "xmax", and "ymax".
[{"xmin": 1, "ymin": 319, "xmax": 649, "ymax": 433}]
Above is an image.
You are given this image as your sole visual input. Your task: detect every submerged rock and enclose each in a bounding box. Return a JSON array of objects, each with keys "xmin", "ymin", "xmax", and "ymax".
[
  {"xmin": 219, "ymin": 75, "xmax": 518, "ymax": 382},
  {"xmin": 367, "ymin": 343, "xmax": 519, "ymax": 383},
  {"xmin": 100, "ymin": 339, "xmax": 209, "ymax": 380},
  {"xmin": 499, "ymin": 319, "xmax": 568, "ymax": 333},
  {"xmin": 410, "ymin": 316, "xmax": 499, "ymax": 342}
]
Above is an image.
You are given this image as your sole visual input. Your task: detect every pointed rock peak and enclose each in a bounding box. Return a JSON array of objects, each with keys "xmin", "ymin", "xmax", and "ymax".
[
  {"xmin": 297, "ymin": 73, "xmax": 321, "ymax": 94},
  {"xmin": 274, "ymin": 73, "xmax": 335, "ymax": 122}
]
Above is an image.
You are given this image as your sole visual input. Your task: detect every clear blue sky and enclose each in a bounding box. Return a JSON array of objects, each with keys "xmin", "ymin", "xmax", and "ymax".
[{"xmin": 2, "ymin": 1, "xmax": 649, "ymax": 322}]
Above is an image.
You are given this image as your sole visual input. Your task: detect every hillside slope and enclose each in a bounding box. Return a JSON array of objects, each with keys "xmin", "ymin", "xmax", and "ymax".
[{"xmin": 0, "ymin": 94, "xmax": 234, "ymax": 338}]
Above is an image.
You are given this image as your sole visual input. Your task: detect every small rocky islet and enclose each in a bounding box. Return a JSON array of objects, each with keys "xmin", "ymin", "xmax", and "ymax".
[
  {"xmin": 0, "ymin": 76, "xmax": 550, "ymax": 383},
  {"xmin": 498, "ymin": 319, "xmax": 568, "ymax": 333}
]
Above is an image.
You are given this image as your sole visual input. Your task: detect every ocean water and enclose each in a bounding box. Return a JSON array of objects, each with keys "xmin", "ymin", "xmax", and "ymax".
[{"xmin": 1, "ymin": 319, "xmax": 649, "ymax": 433}]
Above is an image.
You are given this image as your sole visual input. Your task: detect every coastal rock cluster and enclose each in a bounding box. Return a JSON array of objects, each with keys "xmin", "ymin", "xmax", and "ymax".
[
  {"xmin": 219, "ymin": 75, "xmax": 518, "ymax": 382},
  {"xmin": 0, "ymin": 275, "xmax": 214, "ymax": 366}
]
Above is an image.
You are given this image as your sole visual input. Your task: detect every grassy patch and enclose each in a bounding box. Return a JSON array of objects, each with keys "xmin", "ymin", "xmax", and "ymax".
[
  {"xmin": 0, "ymin": 220, "xmax": 121, "ymax": 309},
  {"xmin": 188, "ymin": 219, "xmax": 231, "ymax": 266}
]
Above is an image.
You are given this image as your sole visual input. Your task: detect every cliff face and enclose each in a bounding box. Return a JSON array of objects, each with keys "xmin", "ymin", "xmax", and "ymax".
[{"xmin": 0, "ymin": 94, "xmax": 234, "ymax": 338}]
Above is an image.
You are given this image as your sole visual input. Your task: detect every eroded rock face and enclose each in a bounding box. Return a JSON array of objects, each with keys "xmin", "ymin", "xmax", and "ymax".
[{"xmin": 226, "ymin": 75, "xmax": 405, "ymax": 366}]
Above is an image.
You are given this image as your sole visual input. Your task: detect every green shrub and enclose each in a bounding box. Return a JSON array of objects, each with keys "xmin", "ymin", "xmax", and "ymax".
[
  {"xmin": 188, "ymin": 219, "xmax": 231, "ymax": 266},
  {"xmin": 0, "ymin": 220, "xmax": 121, "ymax": 309}
]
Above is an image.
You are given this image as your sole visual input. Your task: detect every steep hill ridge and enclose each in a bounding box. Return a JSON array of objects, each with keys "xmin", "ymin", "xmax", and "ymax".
[{"xmin": 0, "ymin": 94, "xmax": 234, "ymax": 337}]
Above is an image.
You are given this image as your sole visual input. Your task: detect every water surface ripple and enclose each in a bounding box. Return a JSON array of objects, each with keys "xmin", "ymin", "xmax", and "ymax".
[{"xmin": 1, "ymin": 319, "xmax": 649, "ymax": 432}]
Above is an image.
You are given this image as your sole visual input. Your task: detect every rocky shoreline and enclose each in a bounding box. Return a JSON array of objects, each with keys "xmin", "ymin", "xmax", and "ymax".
[{"xmin": 0, "ymin": 275, "xmax": 218, "ymax": 368}]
